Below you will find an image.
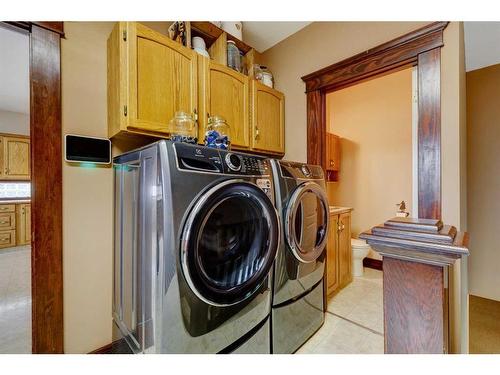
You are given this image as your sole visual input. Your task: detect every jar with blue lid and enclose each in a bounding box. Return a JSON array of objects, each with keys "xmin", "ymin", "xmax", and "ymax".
[{"xmin": 204, "ymin": 116, "xmax": 231, "ymax": 150}]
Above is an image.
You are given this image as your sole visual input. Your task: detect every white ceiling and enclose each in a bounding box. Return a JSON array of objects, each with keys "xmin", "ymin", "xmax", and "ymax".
[
  {"xmin": 0, "ymin": 26, "xmax": 29, "ymax": 114},
  {"xmin": 242, "ymin": 22, "xmax": 311, "ymax": 53},
  {"xmin": 464, "ymin": 22, "xmax": 500, "ymax": 72}
]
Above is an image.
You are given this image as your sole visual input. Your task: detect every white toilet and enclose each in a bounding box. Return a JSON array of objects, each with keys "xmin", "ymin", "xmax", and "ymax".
[{"xmin": 351, "ymin": 238, "xmax": 371, "ymax": 277}]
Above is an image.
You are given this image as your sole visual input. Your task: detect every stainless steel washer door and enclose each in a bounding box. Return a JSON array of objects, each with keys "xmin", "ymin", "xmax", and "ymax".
[
  {"xmin": 285, "ymin": 182, "xmax": 329, "ymax": 263},
  {"xmin": 181, "ymin": 180, "xmax": 280, "ymax": 307}
]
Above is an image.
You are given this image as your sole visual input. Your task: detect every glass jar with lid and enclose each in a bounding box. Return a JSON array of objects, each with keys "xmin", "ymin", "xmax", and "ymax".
[
  {"xmin": 227, "ymin": 40, "xmax": 241, "ymax": 73},
  {"xmin": 167, "ymin": 111, "xmax": 197, "ymax": 144},
  {"xmin": 204, "ymin": 115, "xmax": 231, "ymax": 150}
]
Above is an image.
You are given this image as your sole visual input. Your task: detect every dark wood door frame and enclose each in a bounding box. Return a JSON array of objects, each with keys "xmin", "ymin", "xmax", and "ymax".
[
  {"xmin": 302, "ymin": 22, "xmax": 448, "ymax": 220},
  {"xmin": 2, "ymin": 21, "xmax": 64, "ymax": 353}
]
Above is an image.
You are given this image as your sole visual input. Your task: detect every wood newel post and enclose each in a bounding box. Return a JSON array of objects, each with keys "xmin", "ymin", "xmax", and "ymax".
[{"xmin": 360, "ymin": 217, "xmax": 469, "ymax": 354}]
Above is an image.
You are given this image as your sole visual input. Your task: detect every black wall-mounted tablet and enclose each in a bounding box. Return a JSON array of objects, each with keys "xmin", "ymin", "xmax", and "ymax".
[{"xmin": 65, "ymin": 134, "xmax": 111, "ymax": 164}]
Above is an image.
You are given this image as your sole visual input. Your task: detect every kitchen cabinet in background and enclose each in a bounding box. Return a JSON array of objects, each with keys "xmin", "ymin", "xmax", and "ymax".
[
  {"xmin": 0, "ymin": 135, "xmax": 30, "ymax": 181},
  {"xmin": 0, "ymin": 202, "xmax": 31, "ymax": 249},
  {"xmin": 16, "ymin": 203, "xmax": 31, "ymax": 245},
  {"xmin": 327, "ymin": 209, "xmax": 353, "ymax": 296}
]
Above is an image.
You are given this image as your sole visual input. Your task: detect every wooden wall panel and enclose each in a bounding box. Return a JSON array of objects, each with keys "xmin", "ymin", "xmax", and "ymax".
[
  {"xmin": 418, "ymin": 48, "xmax": 442, "ymax": 219},
  {"xmin": 30, "ymin": 24, "xmax": 64, "ymax": 354},
  {"xmin": 383, "ymin": 257, "xmax": 445, "ymax": 353}
]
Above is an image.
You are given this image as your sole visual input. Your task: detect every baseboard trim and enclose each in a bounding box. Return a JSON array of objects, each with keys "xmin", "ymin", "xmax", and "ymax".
[
  {"xmin": 363, "ymin": 258, "xmax": 383, "ymax": 271},
  {"xmin": 88, "ymin": 342, "xmax": 113, "ymax": 354}
]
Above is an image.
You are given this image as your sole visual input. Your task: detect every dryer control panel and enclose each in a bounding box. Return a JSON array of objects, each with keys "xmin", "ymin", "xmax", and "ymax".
[{"xmin": 279, "ymin": 161, "xmax": 324, "ymax": 180}]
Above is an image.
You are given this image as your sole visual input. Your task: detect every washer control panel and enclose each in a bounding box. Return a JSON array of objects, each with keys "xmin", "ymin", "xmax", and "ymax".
[
  {"xmin": 174, "ymin": 143, "xmax": 270, "ymax": 176},
  {"xmin": 221, "ymin": 151, "xmax": 270, "ymax": 176}
]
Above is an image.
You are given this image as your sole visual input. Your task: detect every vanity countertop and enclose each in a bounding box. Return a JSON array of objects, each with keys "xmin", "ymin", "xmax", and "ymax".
[
  {"xmin": 0, "ymin": 199, "xmax": 31, "ymax": 205},
  {"xmin": 329, "ymin": 206, "xmax": 353, "ymax": 215}
]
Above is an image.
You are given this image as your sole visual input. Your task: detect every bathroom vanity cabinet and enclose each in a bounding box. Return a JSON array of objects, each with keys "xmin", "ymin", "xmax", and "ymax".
[{"xmin": 327, "ymin": 207, "xmax": 353, "ymax": 296}]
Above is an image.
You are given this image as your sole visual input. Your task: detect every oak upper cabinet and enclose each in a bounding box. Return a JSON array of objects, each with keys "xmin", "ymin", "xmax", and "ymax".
[
  {"xmin": 326, "ymin": 133, "xmax": 340, "ymax": 171},
  {"xmin": 0, "ymin": 136, "xmax": 30, "ymax": 181},
  {"xmin": 16, "ymin": 203, "xmax": 31, "ymax": 245},
  {"xmin": 108, "ymin": 22, "xmax": 198, "ymax": 139},
  {"xmin": 250, "ymin": 80, "xmax": 285, "ymax": 155},
  {"xmin": 327, "ymin": 209, "xmax": 353, "ymax": 296},
  {"xmin": 198, "ymin": 57, "xmax": 250, "ymax": 149}
]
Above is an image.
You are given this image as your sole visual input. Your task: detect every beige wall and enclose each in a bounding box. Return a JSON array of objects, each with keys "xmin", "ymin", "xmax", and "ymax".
[
  {"xmin": 466, "ymin": 63, "xmax": 500, "ymax": 302},
  {"xmin": 61, "ymin": 21, "xmax": 172, "ymax": 354},
  {"xmin": 326, "ymin": 68, "xmax": 413, "ymax": 259},
  {"xmin": 62, "ymin": 21, "xmax": 115, "ymax": 354},
  {"xmin": 261, "ymin": 21, "xmax": 467, "ymax": 230},
  {"xmin": 0, "ymin": 109, "xmax": 29, "ymax": 135}
]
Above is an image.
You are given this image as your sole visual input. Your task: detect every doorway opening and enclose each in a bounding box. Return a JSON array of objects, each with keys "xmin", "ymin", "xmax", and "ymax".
[{"xmin": 0, "ymin": 25, "xmax": 32, "ymax": 353}]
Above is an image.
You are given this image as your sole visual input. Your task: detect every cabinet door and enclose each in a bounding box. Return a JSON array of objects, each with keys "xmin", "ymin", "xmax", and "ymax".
[
  {"xmin": 127, "ymin": 22, "xmax": 198, "ymax": 134},
  {"xmin": 338, "ymin": 212, "xmax": 352, "ymax": 288},
  {"xmin": 250, "ymin": 81, "xmax": 285, "ymax": 154},
  {"xmin": 327, "ymin": 214, "xmax": 339, "ymax": 296},
  {"xmin": 3, "ymin": 136, "xmax": 30, "ymax": 180},
  {"xmin": 17, "ymin": 203, "xmax": 31, "ymax": 245},
  {"xmin": 326, "ymin": 133, "xmax": 340, "ymax": 171},
  {"xmin": 199, "ymin": 58, "xmax": 250, "ymax": 148}
]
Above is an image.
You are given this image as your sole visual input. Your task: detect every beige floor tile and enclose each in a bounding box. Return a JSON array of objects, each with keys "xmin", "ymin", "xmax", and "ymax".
[
  {"xmin": 0, "ymin": 245, "xmax": 31, "ymax": 354},
  {"xmin": 312, "ymin": 318, "xmax": 384, "ymax": 354},
  {"xmin": 299, "ymin": 269, "xmax": 384, "ymax": 354}
]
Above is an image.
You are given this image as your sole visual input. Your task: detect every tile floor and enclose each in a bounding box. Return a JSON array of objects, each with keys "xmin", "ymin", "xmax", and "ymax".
[
  {"xmin": 0, "ymin": 245, "xmax": 31, "ymax": 354},
  {"xmin": 297, "ymin": 268, "xmax": 384, "ymax": 354}
]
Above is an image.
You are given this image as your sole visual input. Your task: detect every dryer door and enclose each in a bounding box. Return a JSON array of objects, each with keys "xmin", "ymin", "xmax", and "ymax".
[
  {"xmin": 181, "ymin": 180, "xmax": 280, "ymax": 307},
  {"xmin": 285, "ymin": 181, "xmax": 329, "ymax": 263}
]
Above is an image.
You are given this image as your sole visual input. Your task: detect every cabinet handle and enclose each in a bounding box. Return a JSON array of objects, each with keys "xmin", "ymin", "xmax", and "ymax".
[
  {"xmin": 254, "ymin": 126, "xmax": 260, "ymax": 140},
  {"xmin": 330, "ymin": 160, "xmax": 334, "ymax": 167},
  {"xmin": 0, "ymin": 221, "xmax": 8, "ymax": 224},
  {"xmin": 0, "ymin": 207, "xmax": 8, "ymax": 210}
]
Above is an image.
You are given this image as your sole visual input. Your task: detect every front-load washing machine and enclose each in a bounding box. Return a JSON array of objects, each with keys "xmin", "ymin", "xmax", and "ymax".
[
  {"xmin": 270, "ymin": 160, "xmax": 330, "ymax": 354},
  {"xmin": 112, "ymin": 140, "xmax": 280, "ymax": 353}
]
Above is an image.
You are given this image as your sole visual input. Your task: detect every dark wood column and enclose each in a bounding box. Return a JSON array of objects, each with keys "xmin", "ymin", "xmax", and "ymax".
[
  {"xmin": 418, "ymin": 48, "xmax": 442, "ymax": 219},
  {"xmin": 30, "ymin": 24, "xmax": 64, "ymax": 354},
  {"xmin": 360, "ymin": 217, "xmax": 469, "ymax": 354}
]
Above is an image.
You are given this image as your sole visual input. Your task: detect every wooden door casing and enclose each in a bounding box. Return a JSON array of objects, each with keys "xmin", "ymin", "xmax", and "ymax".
[
  {"xmin": 302, "ymin": 22, "xmax": 448, "ymax": 220},
  {"xmin": 199, "ymin": 58, "xmax": 250, "ymax": 148},
  {"xmin": 251, "ymin": 81, "xmax": 285, "ymax": 154}
]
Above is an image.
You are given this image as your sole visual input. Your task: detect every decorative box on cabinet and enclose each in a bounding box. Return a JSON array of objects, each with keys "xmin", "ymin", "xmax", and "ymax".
[
  {"xmin": 107, "ymin": 22, "xmax": 198, "ymax": 140},
  {"xmin": 326, "ymin": 208, "xmax": 353, "ymax": 296}
]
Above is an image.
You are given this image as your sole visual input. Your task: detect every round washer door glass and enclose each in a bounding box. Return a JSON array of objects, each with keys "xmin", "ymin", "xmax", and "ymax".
[
  {"xmin": 286, "ymin": 182, "xmax": 329, "ymax": 263},
  {"xmin": 181, "ymin": 180, "xmax": 279, "ymax": 306}
]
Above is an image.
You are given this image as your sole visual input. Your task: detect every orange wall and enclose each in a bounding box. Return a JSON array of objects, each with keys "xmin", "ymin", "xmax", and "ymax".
[
  {"xmin": 466, "ymin": 63, "xmax": 500, "ymax": 302},
  {"xmin": 326, "ymin": 68, "xmax": 414, "ymax": 259}
]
